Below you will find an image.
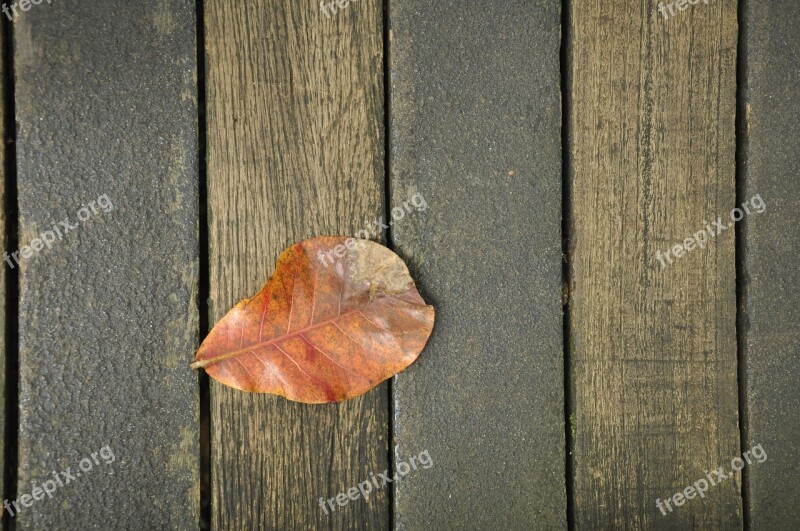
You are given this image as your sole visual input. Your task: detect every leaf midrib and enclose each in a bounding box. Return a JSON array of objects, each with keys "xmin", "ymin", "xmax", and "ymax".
[{"xmin": 190, "ymin": 309, "xmax": 365, "ymax": 369}]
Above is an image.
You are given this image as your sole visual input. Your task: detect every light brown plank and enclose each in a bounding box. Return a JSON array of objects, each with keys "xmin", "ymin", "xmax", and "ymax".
[
  {"xmin": 568, "ymin": 0, "xmax": 741, "ymax": 527},
  {"xmin": 205, "ymin": 0, "xmax": 388, "ymax": 528}
]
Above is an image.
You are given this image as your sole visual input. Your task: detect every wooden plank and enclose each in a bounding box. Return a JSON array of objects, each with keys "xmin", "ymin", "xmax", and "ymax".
[
  {"xmin": 389, "ymin": 1, "xmax": 566, "ymax": 527},
  {"xmin": 568, "ymin": 1, "xmax": 740, "ymax": 528},
  {"xmin": 741, "ymin": 1, "xmax": 800, "ymax": 527},
  {"xmin": 13, "ymin": 1, "xmax": 199, "ymax": 527},
  {"xmin": 204, "ymin": 0, "xmax": 387, "ymax": 528}
]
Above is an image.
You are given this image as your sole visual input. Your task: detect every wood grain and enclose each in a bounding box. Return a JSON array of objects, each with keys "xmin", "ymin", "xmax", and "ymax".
[
  {"xmin": 568, "ymin": 0, "xmax": 741, "ymax": 527},
  {"xmin": 204, "ymin": 0, "xmax": 387, "ymax": 528}
]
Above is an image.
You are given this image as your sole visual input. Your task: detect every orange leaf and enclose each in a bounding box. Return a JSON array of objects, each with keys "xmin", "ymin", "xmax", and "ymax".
[{"xmin": 191, "ymin": 236, "xmax": 435, "ymax": 403}]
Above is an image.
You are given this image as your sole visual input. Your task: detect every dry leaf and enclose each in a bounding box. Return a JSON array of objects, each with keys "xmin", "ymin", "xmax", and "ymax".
[{"xmin": 191, "ymin": 236, "xmax": 435, "ymax": 403}]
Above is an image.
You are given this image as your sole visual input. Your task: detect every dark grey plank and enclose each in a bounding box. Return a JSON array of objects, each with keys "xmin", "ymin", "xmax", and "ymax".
[
  {"xmin": 742, "ymin": 1, "xmax": 800, "ymax": 527},
  {"xmin": 0, "ymin": 21, "xmax": 6, "ymax": 529},
  {"xmin": 13, "ymin": 1, "xmax": 199, "ymax": 527},
  {"xmin": 389, "ymin": 0, "xmax": 566, "ymax": 528}
]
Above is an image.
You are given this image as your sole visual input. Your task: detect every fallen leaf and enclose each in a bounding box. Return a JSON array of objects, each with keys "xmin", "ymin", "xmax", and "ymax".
[{"xmin": 191, "ymin": 236, "xmax": 435, "ymax": 403}]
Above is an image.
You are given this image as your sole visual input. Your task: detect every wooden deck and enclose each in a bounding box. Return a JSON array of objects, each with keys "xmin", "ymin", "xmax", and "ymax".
[{"xmin": 0, "ymin": 0, "xmax": 796, "ymax": 529}]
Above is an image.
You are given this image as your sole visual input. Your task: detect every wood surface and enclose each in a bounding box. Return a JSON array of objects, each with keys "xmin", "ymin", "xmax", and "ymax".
[
  {"xmin": 2, "ymin": 0, "xmax": 796, "ymax": 528},
  {"xmin": 204, "ymin": 0, "xmax": 388, "ymax": 528},
  {"xmin": 567, "ymin": 0, "xmax": 741, "ymax": 528}
]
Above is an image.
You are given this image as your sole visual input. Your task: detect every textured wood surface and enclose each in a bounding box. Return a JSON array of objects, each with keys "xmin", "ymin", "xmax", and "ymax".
[
  {"xmin": 389, "ymin": 1, "xmax": 566, "ymax": 528},
  {"xmin": 567, "ymin": 1, "xmax": 741, "ymax": 528},
  {"xmin": 741, "ymin": 1, "xmax": 800, "ymax": 527},
  {"xmin": 13, "ymin": 0, "xmax": 199, "ymax": 528},
  {"xmin": 204, "ymin": 0, "xmax": 388, "ymax": 528},
  {"xmin": 3, "ymin": 1, "xmax": 797, "ymax": 528}
]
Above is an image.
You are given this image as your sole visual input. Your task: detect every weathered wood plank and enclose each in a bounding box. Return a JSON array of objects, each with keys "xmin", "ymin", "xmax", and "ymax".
[
  {"xmin": 13, "ymin": 1, "xmax": 199, "ymax": 527},
  {"xmin": 741, "ymin": 1, "xmax": 800, "ymax": 527},
  {"xmin": 389, "ymin": 1, "xmax": 566, "ymax": 527},
  {"xmin": 568, "ymin": 1, "xmax": 740, "ymax": 528},
  {"xmin": 205, "ymin": 0, "xmax": 387, "ymax": 528}
]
